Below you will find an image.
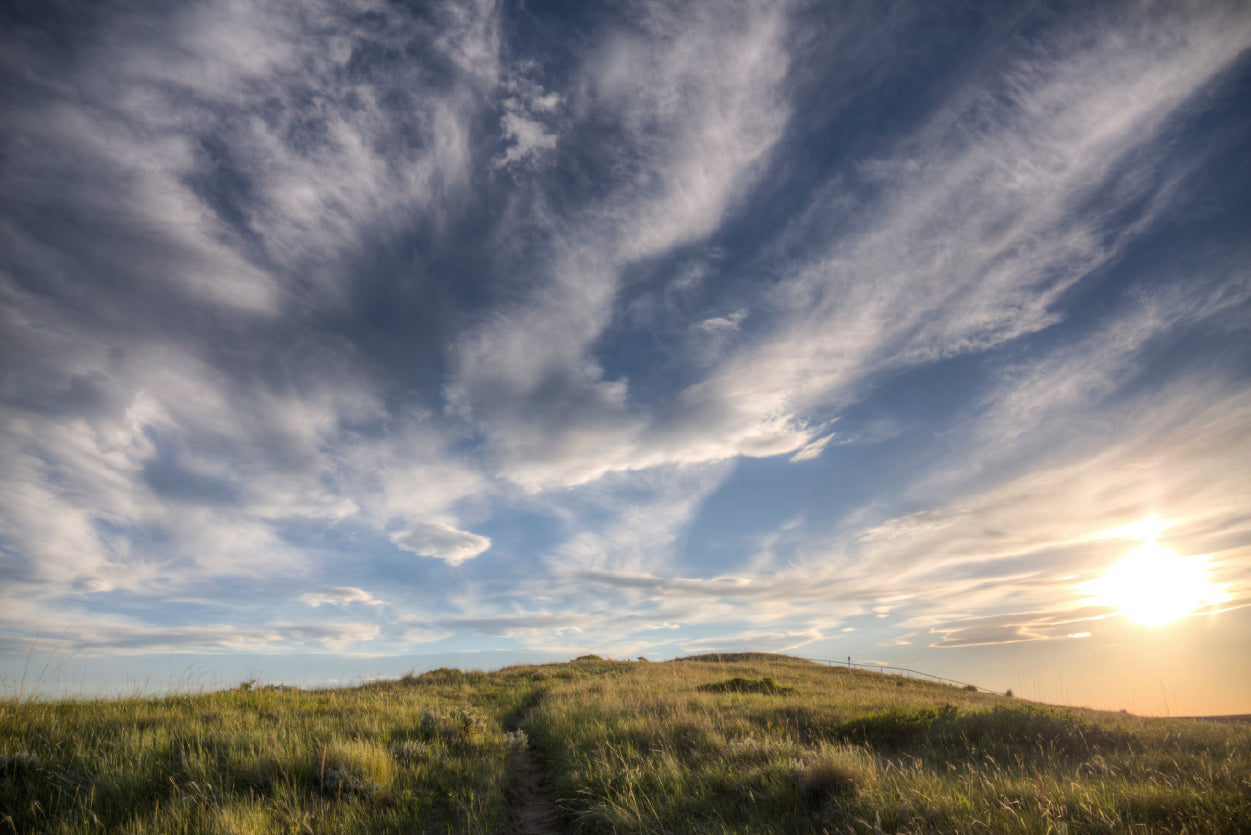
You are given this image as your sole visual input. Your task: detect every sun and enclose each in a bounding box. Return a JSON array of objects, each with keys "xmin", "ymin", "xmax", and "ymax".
[{"xmin": 1084, "ymin": 517, "xmax": 1229, "ymax": 627}]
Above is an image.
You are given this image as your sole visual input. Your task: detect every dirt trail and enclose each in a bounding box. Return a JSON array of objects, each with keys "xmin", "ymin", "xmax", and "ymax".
[
  {"xmin": 505, "ymin": 745, "xmax": 566, "ymax": 834},
  {"xmin": 504, "ymin": 695, "xmax": 568, "ymax": 835}
]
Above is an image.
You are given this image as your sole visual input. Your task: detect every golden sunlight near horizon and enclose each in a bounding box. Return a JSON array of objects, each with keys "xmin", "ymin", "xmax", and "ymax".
[{"xmin": 1084, "ymin": 516, "xmax": 1230, "ymax": 627}]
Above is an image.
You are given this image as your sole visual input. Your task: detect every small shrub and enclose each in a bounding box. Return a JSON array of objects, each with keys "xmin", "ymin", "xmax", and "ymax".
[
  {"xmin": 419, "ymin": 710, "xmax": 446, "ymax": 738},
  {"xmin": 415, "ymin": 708, "xmax": 485, "ymax": 747},
  {"xmin": 317, "ymin": 740, "xmax": 392, "ymax": 798},
  {"xmin": 454, "ymin": 707, "xmax": 485, "ymax": 741},
  {"xmin": 318, "ymin": 766, "xmax": 380, "ymax": 798},
  {"xmin": 388, "ymin": 738, "xmax": 436, "ymax": 762}
]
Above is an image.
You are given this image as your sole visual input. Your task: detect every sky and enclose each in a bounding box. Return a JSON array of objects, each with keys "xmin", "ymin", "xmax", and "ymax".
[{"xmin": 2, "ymin": 0, "xmax": 1250, "ymax": 716}]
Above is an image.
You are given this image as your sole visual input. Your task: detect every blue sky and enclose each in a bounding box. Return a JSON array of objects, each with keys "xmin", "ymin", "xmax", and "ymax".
[{"xmin": 2, "ymin": 0, "xmax": 1250, "ymax": 714}]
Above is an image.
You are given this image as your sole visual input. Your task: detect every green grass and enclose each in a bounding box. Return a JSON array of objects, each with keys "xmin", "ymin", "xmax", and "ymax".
[
  {"xmin": 3, "ymin": 654, "xmax": 1249, "ymax": 833},
  {"xmin": 0, "ymin": 668, "xmax": 539, "ymax": 833}
]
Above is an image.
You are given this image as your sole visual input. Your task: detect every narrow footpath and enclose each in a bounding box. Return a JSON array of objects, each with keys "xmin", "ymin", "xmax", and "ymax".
[{"xmin": 503, "ymin": 694, "xmax": 568, "ymax": 835}]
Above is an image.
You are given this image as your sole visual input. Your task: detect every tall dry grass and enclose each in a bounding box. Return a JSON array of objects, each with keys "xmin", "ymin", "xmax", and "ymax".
[{"xmin": 3, "ymin": 653, "xmax": 1248, "ymax": 833}]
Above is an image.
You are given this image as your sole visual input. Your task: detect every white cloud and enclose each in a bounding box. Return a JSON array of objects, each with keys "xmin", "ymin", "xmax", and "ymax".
[
  {"xmin": 545, "ymin": 463, "xmax": 732, "ymax": 575},
  {"xmin": 401, "ymin": 627, "xmax": 454, "ymax": 644},
  {"xmin": 280, "ymin": 622, "xmax": 382, "ymax": 652},
  {"xmin": 390, "ymin": 521, "xmax": 492, "ymax": 566},
  {"xmin": 494, "ymin": 64, "xmax": 564, "ymax": 169},
  {"xmin": 299, "ymin": 587, "xmax": 386, "ymax": 608},
  {"xmin": 788, "ymin": 432, "xmax": 836, "ymax": 463},
  {"xmin": 497, "ymin": 111, "xmax": 559, "ymax": 168},
  {"xmin": 587, "ymin": 2, "xmax": 791, "ymax": 261},
  {"xmin": 952, "ymin": 276, "xmax": 1251, "ymax": 477},
  {"xmin": 693, "ymin": 311, "xmax": 747, "ymax": 335},
  {"xmin": 681, "ymin": 627, "xmax": 824, "ymax": 655}
]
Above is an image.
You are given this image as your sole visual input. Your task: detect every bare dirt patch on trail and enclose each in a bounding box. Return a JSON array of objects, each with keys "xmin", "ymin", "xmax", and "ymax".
[{"xmin": 505, "ymin": 744, "xmax": 566, "ymax": 834}]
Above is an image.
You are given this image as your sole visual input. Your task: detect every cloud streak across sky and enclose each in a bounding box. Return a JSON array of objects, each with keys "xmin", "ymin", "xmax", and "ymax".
[{"xmin": 2, "ymin": 0, "xmax": 1250, "ymax": 712}]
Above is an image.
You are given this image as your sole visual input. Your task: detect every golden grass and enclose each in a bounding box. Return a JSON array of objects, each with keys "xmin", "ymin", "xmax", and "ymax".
[{"xmin": 3, "ymin": 654, "xmax": 1248, "ymax": 833}]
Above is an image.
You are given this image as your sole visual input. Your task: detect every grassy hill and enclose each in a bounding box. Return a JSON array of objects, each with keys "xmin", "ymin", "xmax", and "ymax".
[{"xmin": 2, "ymin": 653, "xmax": 1248, "ymax": 833}]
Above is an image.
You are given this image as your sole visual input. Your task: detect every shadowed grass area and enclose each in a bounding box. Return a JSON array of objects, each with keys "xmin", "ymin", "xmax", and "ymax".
[{"xmin": 3, "ymin": 653, "xmax": 1248, "ymax": 833}]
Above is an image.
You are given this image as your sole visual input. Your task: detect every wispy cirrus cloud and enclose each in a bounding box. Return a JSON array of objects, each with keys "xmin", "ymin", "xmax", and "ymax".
[
  {"xmin": 446, "ymin": 0, "xmax": 797, "ymax": 489},
  {"xmin": 696, "ymin": 3, "xmax": 1251, "ymax": 435}
]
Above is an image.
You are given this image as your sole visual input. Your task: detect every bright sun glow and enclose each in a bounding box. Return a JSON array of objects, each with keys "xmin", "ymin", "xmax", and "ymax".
[{"xmin": 1084, "ymin": 517, "xmax": 1229, "ymax": 627}]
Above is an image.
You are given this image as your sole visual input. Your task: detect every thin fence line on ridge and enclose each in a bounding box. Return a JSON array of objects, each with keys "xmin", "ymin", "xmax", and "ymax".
[{"xmin": 795, "ymin": 656, "xmax": 1004, "ymax": 695}]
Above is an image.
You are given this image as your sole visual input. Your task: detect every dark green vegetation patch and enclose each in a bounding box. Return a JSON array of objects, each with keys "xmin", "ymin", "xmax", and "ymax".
[
  {"xmin": 698, "ymin": 676, "xmax": 794, "ymax": 695},
  {"xmin": 832, "ymin": 702, "xmax": 1132, "ymax": 757}
]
